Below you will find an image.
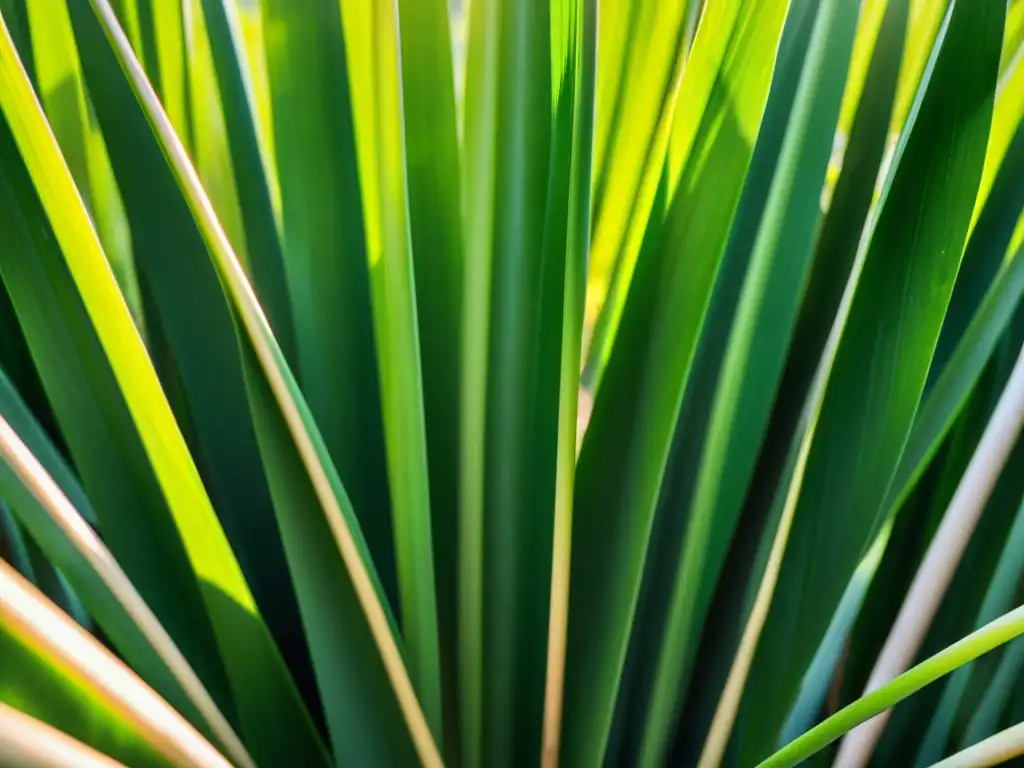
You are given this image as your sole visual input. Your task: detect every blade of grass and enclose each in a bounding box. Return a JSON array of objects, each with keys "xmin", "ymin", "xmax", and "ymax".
[
  {"xmin": 236, "ymin": 4, "xmax": 277, "ymax": 216},
  {"xmin": 2, "ymin": 7, "xmax": 330, "ymax": 765},
  {"xmin": 780, "ymin": 520, "xmax": 893, "ymax": 744},
  {"xmin": 477, "ymin": 0, "xmax": 563, "ymax": 762},
  {"xmin": 184, "ymin": 0, "xmax": 247, "ymax": 267},
  {"xmin": 0, "ymin": 5, "xmax": 233, "ymax": 723},
  {"xmin": 973, "ymin": 37, "xmax": 1024, "ymax": 230},
  {"xmin": 65, "ymin": 0, "xmax": 327, "ymax": 750},
  {"xmin": 563, "ymin": 1, "xmax": 790, "ymax": 764},
  {"xmin": 839, "ymin": 345, "xmax": 1024, "ymax": 765},
  {"xmin": 24, "ymin": 0, "xmax": 94, "ymax": 212},
  {"xmin": 635, "ymin": 3, "xmax": 861, "ymax": 762},
  {"xmin": 197, "ymin": 0, "xmax": 295, "ymax": 365},
  {"xmin": 934, "ymin": 92, "xmax": 1024, "ymax": 380},
  {"xmin": 393, "ymin": 0, "xmax": 464, "ymax": 752},
  {"xmin": 541, "ymin": 1, "xmax": 596, "ymax": 765},
  {"xmin": 0, "ymin": 366, "xmax": 195, "ymax": 713},
  {"xmin": 0, "ymin": 285, "xmax": 67, "ymax": 472},
  {"xmin": 583, "ymin": 0, "xmax": 691, "ymax": 358},
  {"xmin": 0, "ymin": 502, "xmax": 33, "ymax": 578},
  {"xmin": 916, "ymin": 492, "xmax": 1024, "ymax": 764},
  {"xmin": 26, "ymin": 0, "xmax": 137, "ymax": 309},
  {"xmin": 961, "ymin": 638, "xmax": 1024, "ymax": 746},
  {"xmin": 688, "ymin": 3, "xmax": 903, "ymax": 739},
  {"xmin": 260, "ymin": 0, "xmax": 397, "ymax": 609},
  {"xmin": 760, "ymin": 604, "xmax": 1024, "ymax": 768},
  {"xmin": 616, "ymin": 12, "xmax": 822, "ymax": 753},
  {"xmin": 461, "ymin": 0, "xmax": 582, "ymax": 762},
  {"xmin": 834, "ymin": 336, "xmax": 1024, "ymax": 766},
  {"xmin": 0, "ymin": 701, "xmax": 130, "ymax": 768},
  {"xmin": 834, "ymin": 0, "xmax": 887, "ymax": 139},
  {"xmin": 931, "ymin": 721, "xmax": 1024, "ymax": 768},
  {"xmin": 77, "ymin": 1, "xmax": 443, "ymax": 763},
  {"xmin": 0, "ymin": 0, "xmax": 32, "ymax": 78},
  {"xmin": 798, "ymin": 190, "xmax": 1024, "ymax": 745},
  {"xmin": 741, "ymin": 3, "xmax": 909, "ymax": 742},
  {"xmin": 0, "ymin": 373, "xmax": 93, "ymax": 533},
  {"xmin": 337, "ymin": 0, "xmax": 443, "ymax": 735},
  {"xmin": 1004, "ymin": 0, "xmax": 1024, "ymax": 70},
  {"xmin": 147, "ymin": 0, "xmax": 189, "ymax": 146},
  {"xmin": 458, "ymin": 0, "xmax": 501, "ymax": 763},
  {"xmin": 0, "ymin": 562, "xmax": 234, "ymax": 768},
  {"xmin": 0, "ymin": 409, "xmax": 251, "ymax": 767},
  {"xmin": 588, "ymin": 0, "xmax": 634, "ymax": 202},
  {"xmin": 583, "ymin": 0, "xmax": 725, "ymax": 385},
  {"xmin": 782, "ymin": 135, "xmax": 1024, "ymax": 749},
  {"xmin": 891, "ymin": 0, "xmax": 950, "ymax": 133},
  {"xmin": 736, "ymin": 0, "xmax": 1005, "ymax": 758}
]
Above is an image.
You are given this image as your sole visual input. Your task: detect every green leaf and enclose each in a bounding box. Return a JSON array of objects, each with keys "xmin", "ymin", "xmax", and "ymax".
[
  {"xmin": 0, "ymin": 8, "xmax": 233, "ymax": 723},
  {"xmin": 862, "ymin": 344, "xmax": 1024, "ymax": 766},
  {"xmin": 25, "ymin": 0, "xmax": 94, "ymax": 214},
  {"xmin": 0, "ymin": 701, "xmax": 132, "ymax": 767},
  {"xmin": 0, "ymin": 561, "xmax": 230, "ymax": 768},
  {"xmin": 916, "ymin": 492, "xmax": 1024, "ymax": 763},
  {"xmin": 584, "ymin": 0, "xmax": 691, "ymax": 365},
  {"xmin": 632, "ymin": 1, "xmax": 861, "ymax": 761},
  {"xmin": 780, "ymin": 521, "xmax": 893, "ymax": 746},
  {"xmin": 778, "ymin": 0, "xmax": 908, "ymax": 437},
  {"xmin": 0, "ymin": 502, "xmax": 34, "ymax": 579},
  {"xmin": 198, "ymin": 0, "xmax": 296, "ymax": 368},
  {"xmin": 891, "ymin": 0, "xmax": 950, "ymax": 134},
  {"xmin": 780, "ymin": 113, "xmax": 1024, "ymax": 756},
  {"xmin": 0, "ymin": 366, "xmax": 206, "ymax": 735},
  {"xmin": 260, "ymin": 0, "xmax": 397, "ymax": 607},
  {"xmin": 461, "ymin": 0, "xmax": 583, "ymax": 762},
  {"xmin": 562, "ymin": 1, "xmax": 790, "ymax": 764},
  {"xmin": 240, "ymin": 350, "xmax": 423, "ymax": 766},
  {"xmin": 737, "ymin": 0, "xmax": 1006, "ymax": 760},
  {"xmin": 393, "ymin": 0, "xmax": 464, "ymax": 751},
  {"xmin": 74, "ymin": 2, "xmax": 443, "ymax": 763},
  {"xmin": 27, "ymin": 0, "xmax": 136, "ymax": 311},
  {"xmin": 1, "ymin": 6, "xmax": 330, "ymax": 765},
  {"xmin": 541, "ymin": 0, "xmax": 597, "ymax": 763},
  {"xmin": 457, "ymin": 0, "xmax": 501, "ymax": 761},
  {"xmin": 835, "ymin": 360, "xmax": 1006, "ymax": 754},
  {"xmin": 760, "ymin": 603, "xmax": 1024, "ymax": 768},
  {"xmin": 338, "ymin": 0, "xmax": 443, "ymax": 735},
  {"xmin": 0, "ymin": 397, "xmax": 259, "ymax": 764},
  {"xmin": 626, "ymin": 17, "xmax": 824, "ymax": 752},
  {"xmin": 892, "ymin": 235, "xmax": 1024, "ymax": 523},
  {"xmin": 0, "ymin": 0, "xmax": 33, "ymax": 80},
  {"xmin": 184, "ymin": 0, "xmax": 248, "ymax": 268},
  {"xmin": 973, "ymin": 34, "xmax": 1024, "ymax": 229},
  {"xmin": 930, "ymin": 117, "xmax": 1024, "ymax": 388},
  {"xmin": 65, "ymin": 0, "xmax": 326, "ymax": 750},
  {"xmin": 780, "ymin": 126, "xmax": 1024, "ymax": 748},
  {"xmin": 748, "ymin": 0, "xmax": 910, "ymax": 744},
  {"xmin": 960, "ymin": 637, "xmax": 1024, "ymax": 747}
]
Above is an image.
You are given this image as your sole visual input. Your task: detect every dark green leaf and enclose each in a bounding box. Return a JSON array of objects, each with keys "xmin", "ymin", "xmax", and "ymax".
[{"xmin": 738, "ymin": 1, "xmax": 1006, "ymax": 758}]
